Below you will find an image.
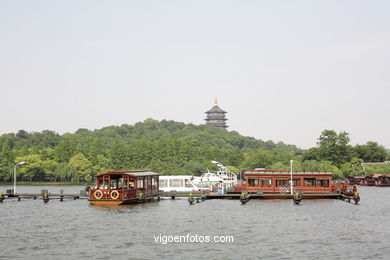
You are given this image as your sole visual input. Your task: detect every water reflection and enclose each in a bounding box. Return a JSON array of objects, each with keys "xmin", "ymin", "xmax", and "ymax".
[{"xmin": 90, "ymin": 203, "xmax": 141, "ymax": 213}]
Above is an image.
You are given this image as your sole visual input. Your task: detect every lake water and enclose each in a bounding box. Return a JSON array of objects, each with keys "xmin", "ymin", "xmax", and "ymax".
[{"xmin": 0, "ymin": 185, "xmax": 389, "ymax": 260}]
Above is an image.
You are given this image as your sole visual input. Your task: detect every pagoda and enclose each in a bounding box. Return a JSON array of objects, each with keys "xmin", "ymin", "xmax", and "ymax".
[{"xmin": 205, "ymin": 99, "xmax": 228, "ymax": 129}]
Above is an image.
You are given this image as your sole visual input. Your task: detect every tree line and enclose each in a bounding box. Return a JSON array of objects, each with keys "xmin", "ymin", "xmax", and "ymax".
[{"xmin": 0, "ymin": 119, "xmax": 388, "ymax": 183}]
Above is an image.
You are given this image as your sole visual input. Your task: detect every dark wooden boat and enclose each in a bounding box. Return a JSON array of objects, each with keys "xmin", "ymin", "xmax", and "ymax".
[
  {"xmin": 347, "ymin": 176, "xmax": 365, "ymax": 185},
  {"xmin": 375, "ymin": 174, "xmax": 390, "ymax": 187},
  {"xmin": 360, "ymin": 175, "xmax": 380, "ymax": 186},
  {"xmin": 88, "ymin": 170, "xmax": 159, "ymax": 205}
]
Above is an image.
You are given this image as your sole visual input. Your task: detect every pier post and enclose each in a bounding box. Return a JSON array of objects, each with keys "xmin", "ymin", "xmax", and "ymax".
[
  {"xmin": 293, "ymin": 191, "xmax": 302, "ymax": 205},
  {"xmin": 43, "ymin": 192, "xmax": 49, "ymax": 203},
  {"xmin": 240, "ymin": 190, "xmax": 249, "ymax": 204},
  {"xmin": 138, "ymin": 192, "xmax": 144, "ymax": 202},
  {"xmin": 171, "ymin": 190, "xmax": 176, "ymax": 200},
  {"xmin": 353, "ymin": 192, "xmax": 360, "ymax": 205},
  {"xmin": 188, "ymin": 192, "xmax": 194, "ymax": 204}
]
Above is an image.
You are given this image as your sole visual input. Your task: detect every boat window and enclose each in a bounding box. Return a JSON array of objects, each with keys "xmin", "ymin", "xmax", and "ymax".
[
  {"xmin": 316, "ymin": 179, "xmax": 329, "ymax": 187},
  {"xmin": 185, "ymin": 179, "xmax": 193, "ymax": 188},
  {"xmin": 110, "ymin": 179, "xmax": 117, "ymax": 189},
  {"xmin": 118, "ymin": 178, "xmax": 123, "ymax": 189},
  {"xmin": 129, "ymin": 181, "xmax": 135, "ymax": 189},
  {"xmin": 261, "ymin": 179, "xmax": 272, "ymax": 187},
  {"xmin": 137, "ymin": 179, "xmax": 144, "ymax": 188},
  {"xmin": 170, "ymin": 179, "xmax": 183, "ymax": 187},
  {"xmin": 97, "ymin": 177, "xmax": 104, "ymax": 189},
  {"xmin": 102, "ymin": 179, "xmax": 108, "ymax": 189},
  {"xmin": 145, "ymin": 177, "xmax": 149, "ymax": 189},
  {"xmin": 123, "ymin": 179, "xmax": 128, "ymax": 188},
  {"xmin": 152, "ymin": 177, "xmax": 158, "ymax": 189},
  {"xmin": 160, "ymin": 179, "xmax": 168, "ymax": 188},
  {"xmin": 276, "ymin": 179, "xmax": 289, "ymax": 187},
  {"xmin": 304, "ymin": 178, "xmax": 316, "ymax": 187},
  {"xmin": 293, "ymin": 179, "xmax": 301, "ymax": 186},
  {"xmin": 248, "ymin": 178, "xmax": 259, "ymax": 186}
]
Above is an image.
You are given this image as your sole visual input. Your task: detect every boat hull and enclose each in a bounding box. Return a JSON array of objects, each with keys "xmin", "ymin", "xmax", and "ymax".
[
  {"xmin": 88, "ymin": 198, "xmax": 155, "ymax": 205},
  {"xmin": 209, "ymin": 192, "xmax": 341, "ymax": 199}
]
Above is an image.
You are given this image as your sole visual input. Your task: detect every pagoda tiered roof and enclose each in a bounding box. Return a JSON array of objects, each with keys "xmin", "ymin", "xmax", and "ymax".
[
  {"xmin": 205, "ymin": 105, "xmax": 227, "ymax": 114},
  {"xmin": 204, "ymin": 99, "xmax": 228, "ymax": 129}
]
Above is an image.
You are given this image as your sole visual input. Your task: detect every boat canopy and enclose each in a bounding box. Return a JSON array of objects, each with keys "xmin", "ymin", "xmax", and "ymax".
[{"xmin": 95, "ymin": 170, "xmax": 159, "ymax": 177}]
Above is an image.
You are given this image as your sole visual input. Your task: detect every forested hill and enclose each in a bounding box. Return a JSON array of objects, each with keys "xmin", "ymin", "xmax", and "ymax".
[{"xmin": 0, "ymin": 119, "xmax": 300, "ymax": 182}]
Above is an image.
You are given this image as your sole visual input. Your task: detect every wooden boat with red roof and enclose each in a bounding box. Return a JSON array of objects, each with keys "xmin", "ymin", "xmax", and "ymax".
[
  {"xmin": 234, "ymin": 169, "xmax": 357, "ymax": 199},
  {"xmin": 88, "ymin": 170, "xmax": 159, "ymax": 205}
]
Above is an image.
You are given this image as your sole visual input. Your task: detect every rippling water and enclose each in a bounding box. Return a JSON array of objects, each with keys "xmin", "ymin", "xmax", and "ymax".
[{"xmin": 0, "ymin": 185, "xmax": 389, "ymax": 260}]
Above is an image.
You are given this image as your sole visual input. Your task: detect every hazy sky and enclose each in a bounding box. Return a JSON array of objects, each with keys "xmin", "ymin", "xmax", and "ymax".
[{"xmin": 1, "ymin": 0, "xmax": 389, "ymax": 149}]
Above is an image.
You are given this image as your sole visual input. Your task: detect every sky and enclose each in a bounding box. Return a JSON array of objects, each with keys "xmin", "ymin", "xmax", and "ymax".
[{"xmin": 1, "ymin": 0, "xmax": 389, "ymax": 149}]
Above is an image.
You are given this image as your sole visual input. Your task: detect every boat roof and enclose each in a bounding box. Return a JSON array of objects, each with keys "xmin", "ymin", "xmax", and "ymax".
[
  {"xmin": 96, "ymin": 170, "xmax": 159, "ymax": 177},
  {"xmin": 245, "ymin": 170, "xmax": 333, "ymax": 175},
  {"xmin": 159, "ymin": 175, "xmax": 194, "ymax": 179}
]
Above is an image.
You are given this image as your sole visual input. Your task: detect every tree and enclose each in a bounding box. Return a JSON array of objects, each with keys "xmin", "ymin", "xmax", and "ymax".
[
  {"xmin": 15, "ymin": 154, "xmax": 45, "ymax": 181},
  {"xmin": 0, "ymin": 137, "xmax": 13, "ymax": 180},
  {"xmin": 314, "ymin": 130, "xmax": 352, "ymax": 166},
  {"xmin": 353, "ymin": 142, "xmax": 387, "ymax": 162},
  {"xmin": 109, "ymin": 140, "xmax": 130, "ymax": 170},
  {"xmin": 68, "ymin": 153, "xmax": 93, "ymax": 182},
  {"xmin": 339, "ymin": 157, "xmax": 364, "ymax": 178},
  {"xmin": 240, "ymin": 149, "xmax": 273, "ymax": 169},
  {"xmin": 55, "ymin": 138, "xmax": 76, "ymax": 162}
]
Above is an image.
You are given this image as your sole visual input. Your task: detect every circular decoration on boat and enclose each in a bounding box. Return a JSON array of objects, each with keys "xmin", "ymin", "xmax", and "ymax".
[
  {"xmin": 94, "ymin": 190, "xmax": 103, "ymax": 199},
  {"xmin": 110, "ymin": 190, "xmax": 120, "ymax": 200}
]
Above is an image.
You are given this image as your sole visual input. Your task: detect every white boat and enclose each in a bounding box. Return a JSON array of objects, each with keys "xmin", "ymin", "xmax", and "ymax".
[
  {"xmin": 159, "ymin": 161, "xmax": 238, "ymax": 193},
  {"xmin": 196, "ymin": 161, "xmax": 238, "ymax": 193},
  {"xmin": 158, "ymin": 175, "xmax": 210, "ymax": 192}
]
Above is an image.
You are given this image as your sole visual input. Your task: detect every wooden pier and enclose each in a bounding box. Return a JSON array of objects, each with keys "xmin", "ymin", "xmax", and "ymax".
[
  {"xmin": 0, "ymin": 190, "xmax": 88, "ymax": 203},
  {"xmin": 0, "ymin": 190, "xmax": 359, "ymax": 205},
  {"xmin": 158, "ymin": 190, "xmax": 360, "ymax": 205}
]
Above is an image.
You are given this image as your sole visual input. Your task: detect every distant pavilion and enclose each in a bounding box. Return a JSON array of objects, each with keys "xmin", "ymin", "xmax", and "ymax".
[{"xmin": 204, "ymin": 99, "xmax": 228, "ymax": 129}]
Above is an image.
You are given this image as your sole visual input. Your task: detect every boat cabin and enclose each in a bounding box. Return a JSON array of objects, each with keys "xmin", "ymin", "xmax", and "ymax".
[
  {"xmin": 159, "ymin": 175, "xmax": 205, "ymax": 192},
  {"xmin": 88, "ymin": 170, "xmax": 159, "ymax": 205},
  {"xmin": 236, "ymin": 169, "xmax": 346, "ymax": 194},
  {"xmin": 375, "ymin": 174, "xmax": 390, "ymax": 187},
  {"xmin": 361, "ymin": 175, "xmax": 380, "ymax": 186},
  {"xmin": 347, "ymin": 176, "xmax": 365, "ymax": 185}
]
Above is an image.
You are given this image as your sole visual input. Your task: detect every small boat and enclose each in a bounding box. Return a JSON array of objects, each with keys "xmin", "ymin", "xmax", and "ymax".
[
  {"xmin": 159, "ymin": 175, "xmax": 210, "ymax": 192},
  {"xmin": 88, "ymin": 170, "xmax": 159, "ymax": 205},
  {"xmin": 234, "ymin": 169, "xmax": 357, "ymax": 198},
  {"xmin": 158, "ymin": 161, "xmax": 238, "ymax": 193},
  {"xmin": 347, "ymin": 176, "xmax": 365, "ymax": 185},
  {"xmin": 375, "ymin": 174, "xmax": 390, "ymax": 187},
  {"xmin": 197, "ymin": 161, "xmax": 238, "ymax": 193}
]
